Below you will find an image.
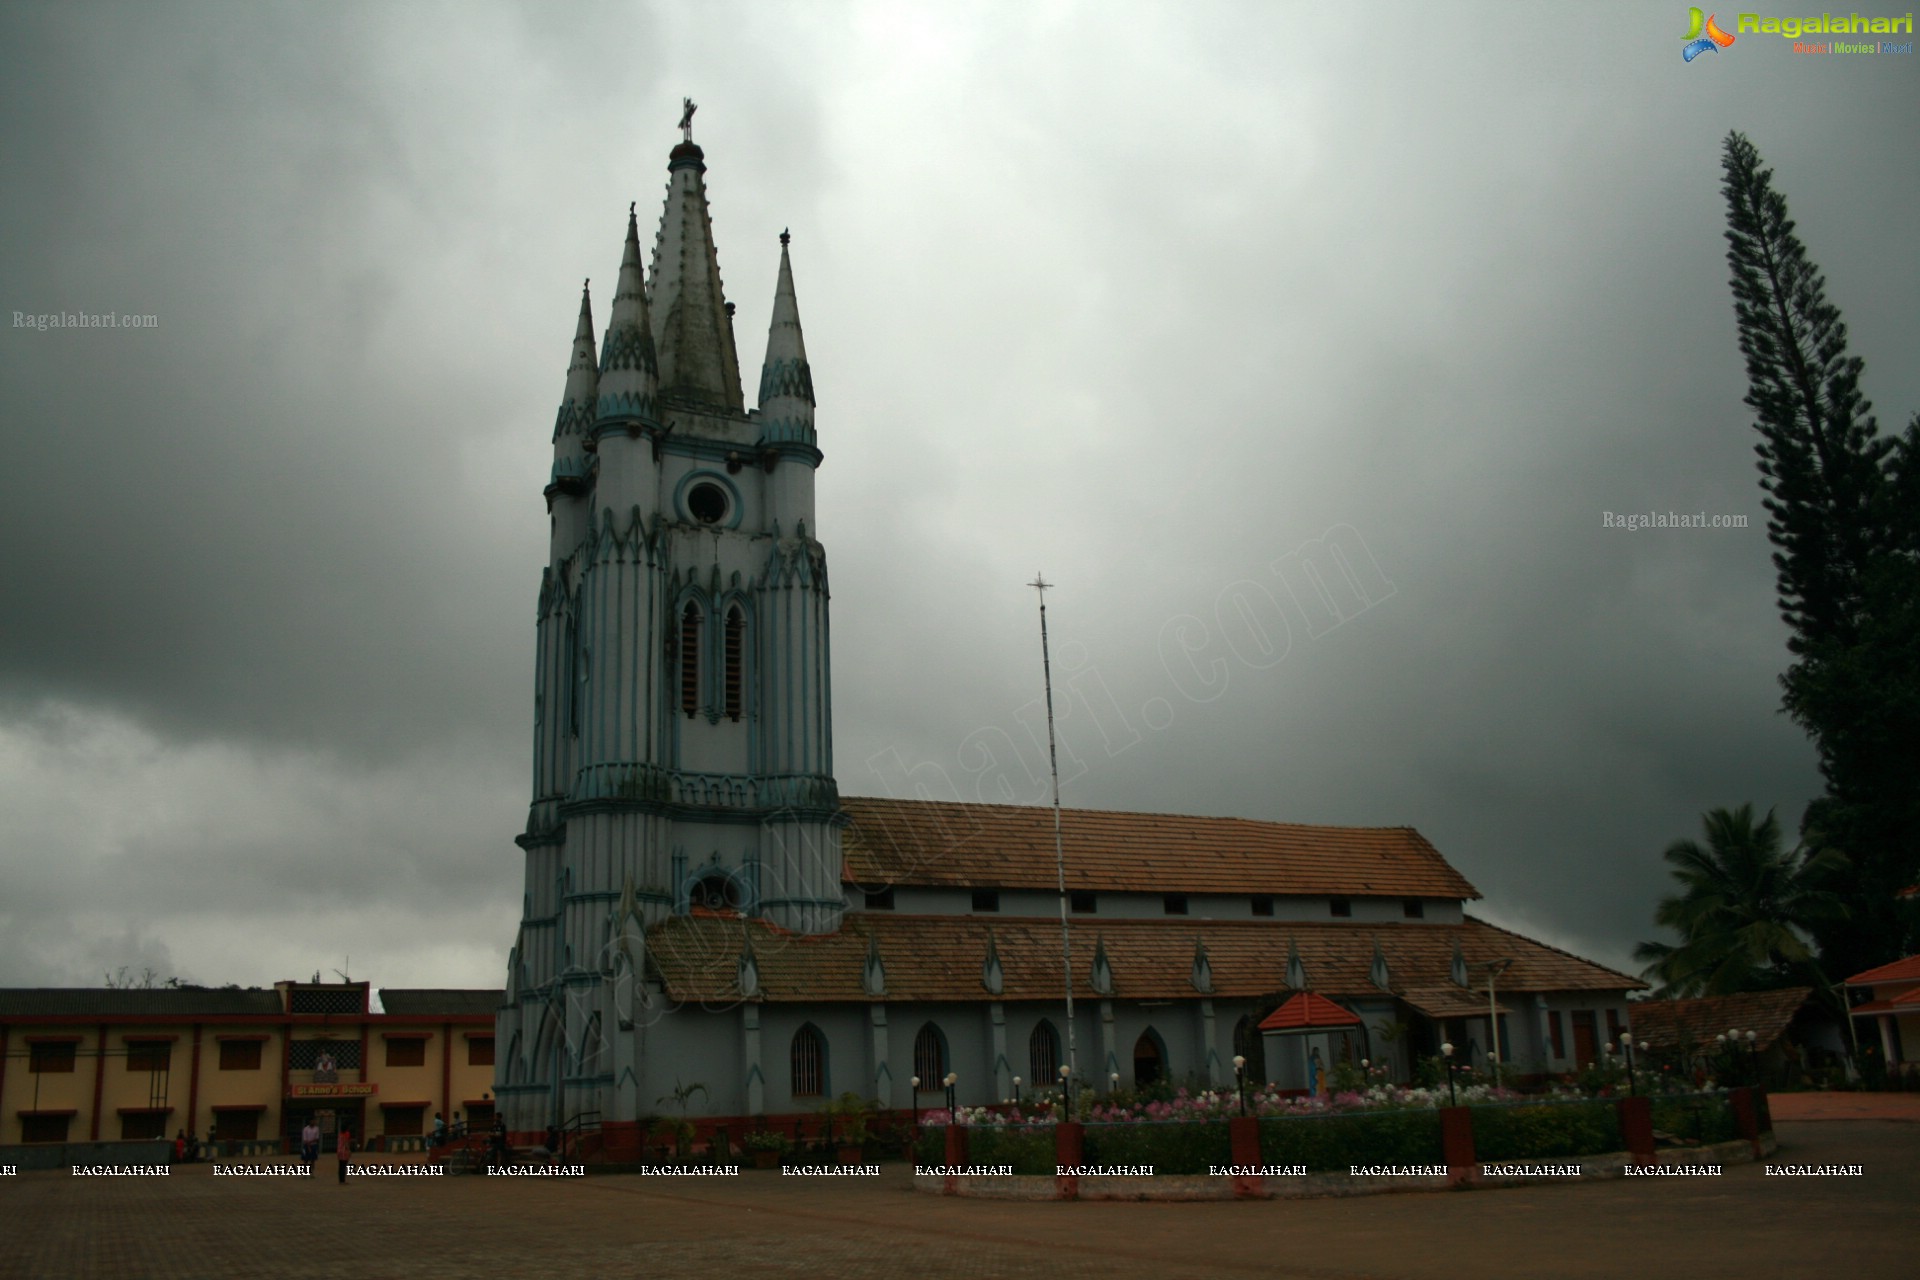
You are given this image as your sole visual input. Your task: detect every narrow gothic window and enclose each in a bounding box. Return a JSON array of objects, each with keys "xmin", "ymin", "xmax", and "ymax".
[
  {"xmin": 1029, "ymin": 1021, "xmax": 1060, "ymax": 1084},
  {"xmin": 913, "ymin": 1024, "xmax": 946, "ymax": 1087},
  {"xmin": 724, "ymin": 606, "xmax": 745, "ymax": 720},
  {"xmin": 791, "ymin": 1025, "xmax": 826, "ymax": 1098},
  {"xmin": 679, "ymin": 602, "xmax": 701, "ymax": 716}
]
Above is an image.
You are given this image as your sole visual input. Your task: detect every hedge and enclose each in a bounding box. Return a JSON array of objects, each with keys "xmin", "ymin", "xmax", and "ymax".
[
  {"xmin": 1256, "ymin": 1108, "xmax": 1445, "ymax": 1172},
  {"xmin": 1469, "ymin": 1098, "xmax": 1623, "ymax": 1162}
]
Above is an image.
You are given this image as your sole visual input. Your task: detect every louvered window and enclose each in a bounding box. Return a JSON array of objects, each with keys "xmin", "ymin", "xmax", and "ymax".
[
  {"xmin": 679, "ymin": 602, "xmax": 701, "ymax": 716},
  {"xmin": 723, "ymin": 607, "xmax": 745, "ymax": 720}
]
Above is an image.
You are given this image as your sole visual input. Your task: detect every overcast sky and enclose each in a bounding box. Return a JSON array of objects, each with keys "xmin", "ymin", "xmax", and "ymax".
[{"xmin": 1, "ymin": 1, "xmax": 1914, "ymax": 993}]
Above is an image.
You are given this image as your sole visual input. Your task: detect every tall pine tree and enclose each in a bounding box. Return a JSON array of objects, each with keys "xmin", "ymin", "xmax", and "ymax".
[{"xmin": 1720, "ymin": 133, "xmax": 1920, "ymax": 979}]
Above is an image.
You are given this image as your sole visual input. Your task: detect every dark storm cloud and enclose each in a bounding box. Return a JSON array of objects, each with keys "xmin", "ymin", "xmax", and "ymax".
[{"xmin": 1, "ymin": 1, "xmax": 1913, "ymax": 986}]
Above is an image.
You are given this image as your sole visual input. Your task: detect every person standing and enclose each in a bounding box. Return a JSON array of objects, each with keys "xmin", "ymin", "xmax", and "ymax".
[
  {"xmin": 431, "ymin": 1111, "xmax": 446, "ymax": 1151},
  {"xmin": 336, "ymin": 1126, "xmax": 352, "ymax": 1184},
  {"xmin": 301, "ymin": 1119, "xmax": 321, "ymax": 1168}
]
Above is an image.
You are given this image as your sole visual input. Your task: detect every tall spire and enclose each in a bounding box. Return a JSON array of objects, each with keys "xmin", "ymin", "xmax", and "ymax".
[
  {"xmin": 596, "ymin": 204, "xmax": 660, "ymax": 426},
  {"xmin": 554, "ymin": 280, "xmax": 598, "ymax": 444},
  {"xmin": 648, "ymin": 126, "xmax": 744, "ymax": 411},
  {"xmin": 757, "ymin": 229, "xmax": 815, "ymax": 445}
]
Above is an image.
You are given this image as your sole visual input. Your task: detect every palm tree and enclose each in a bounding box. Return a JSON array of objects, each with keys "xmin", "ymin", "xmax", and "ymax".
[{"xmin": 1634, "ymin": 805, "xmax": 1845, "ymax": 998}]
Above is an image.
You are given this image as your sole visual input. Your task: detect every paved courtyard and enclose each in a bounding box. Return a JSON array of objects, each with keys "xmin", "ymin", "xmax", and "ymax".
[{"xmin": 2, "ymin": 1120, "xmax": 1912, "ymax": 1279}]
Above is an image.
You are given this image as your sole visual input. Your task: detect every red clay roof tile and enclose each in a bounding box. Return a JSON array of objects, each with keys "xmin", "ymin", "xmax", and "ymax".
[{"xmin": 839, "ymin": 797, "xmax": 1481, "ymax": 900}]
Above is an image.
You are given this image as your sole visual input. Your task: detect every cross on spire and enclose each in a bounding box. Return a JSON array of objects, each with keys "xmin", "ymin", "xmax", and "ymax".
[{"xmin": 679, "ymin": 97, "xmax": 697, "ymax": 142}]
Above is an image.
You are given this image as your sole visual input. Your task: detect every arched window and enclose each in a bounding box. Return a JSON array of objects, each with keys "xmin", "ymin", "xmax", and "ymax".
[
  {"xmin": 1132, "ymin": 1029, "xmax": 1165, "ymax": 1088},
  {"xmin": 913, "ymin": 1023, "xmax": 947, "ymax": 1089},
  {"xmin": 690, "ymin": 872, "xmax": 740, "ymax": 912},
  {"xmin": 791, "ymin": 1025, "xmax": 826, "ymax": 1098},
  {"xmin": 1029, "ymin": 1021, "xmax": 1060, "ymax": 1085},
  {"xmin": 723, "ymin": 606, "xmax": 745, "ymax": 721},
  {"xmin": 1233, "ymin": 1015, "xmax": 1266, "ymax": 1085},
  {"xmin": 679, "ymin": 602, "xmax": 702, "ymax": 716}
]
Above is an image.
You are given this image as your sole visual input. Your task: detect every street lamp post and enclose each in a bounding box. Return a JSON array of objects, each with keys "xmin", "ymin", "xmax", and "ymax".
[
  {"xmin": 1744, "ymin": 1029, "xmax": 1758, "ymax": 1086},
  {"xmin": 1441, "ymin": 1042, "xmax": 1457, "ymax": 1106},
  {"xmin": 1620, "ymin": 1033, "xmax": 1637, "ymax": 1095},
  {"xmin": 943, "ymin": 1072, "xmax": 958, "ymax": 1121},
  {"xmin": 1232, "ymin": 1054, "xmax": 1248, "ymax": 1116},
  {"xmin": 1058, "ymin": 1064, "xmax": 1072, "ymax": 1122},
  {"xmin": 910, "ymin": 1076, "xmax": 920, "ymax": 1128}
]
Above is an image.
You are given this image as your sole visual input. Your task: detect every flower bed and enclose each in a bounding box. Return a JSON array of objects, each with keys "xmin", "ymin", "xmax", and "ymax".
[{"xmin": 1651, "ymin": 1094, "xmax": 1738, "ymax": 1145}]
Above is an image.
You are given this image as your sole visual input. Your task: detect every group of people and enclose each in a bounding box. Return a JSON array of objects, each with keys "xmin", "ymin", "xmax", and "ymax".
[
  {"xmin": 171, "ymin": 1129, "xmax": 207, "ymax": 1162},
  {"xmin": 298, "ymin": 1119, "xmax": 355, "ymax": 1182}
]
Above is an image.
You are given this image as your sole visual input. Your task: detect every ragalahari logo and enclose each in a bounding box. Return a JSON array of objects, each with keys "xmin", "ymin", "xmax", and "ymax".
[{"xmin": 1683, "ymin": 8, "xmax": 1738, "ymax": 58}]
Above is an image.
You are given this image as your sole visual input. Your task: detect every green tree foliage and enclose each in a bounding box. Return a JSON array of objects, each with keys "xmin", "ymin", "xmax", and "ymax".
[
  {"xmin": 1635, "ymin": 804, "xmax": 1844, "ymax": 997},
  {"xmin": 1719, "ymin": 132, "xmax": 1920, "ymax": 976}
]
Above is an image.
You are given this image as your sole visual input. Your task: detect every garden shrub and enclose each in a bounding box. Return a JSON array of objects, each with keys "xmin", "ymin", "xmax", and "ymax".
[{"xmin": 1470, "ymin": 1098, "xmax": 1622, "ymax": 1161}]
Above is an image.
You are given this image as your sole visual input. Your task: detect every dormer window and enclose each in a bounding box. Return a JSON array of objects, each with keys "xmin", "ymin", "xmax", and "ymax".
[
  {"xmin": 1251, "ymin": 895, "xmax": 1274, "ymax": 917},
  {"xmin": 1163, "ymin": 894, "xmax": 1188, "ymax": 916},
  {"xmin": 1070, "ymin": 891, "xmax": 1097, "ymax": 914},
  {"xmin": 1402, "ymin": 899, "xmax": 1425, "ymax": 919},
  {"xmin": 971, "ymin": 889, "xmax": 1000, "ymax": 913},
  {"xmin": 863, "ymin": 887, "xmax": 894, "ymax": 910},
  {"xmin": 1329, "ymin": 898, "xmax": 1352, "ymax": 918}
]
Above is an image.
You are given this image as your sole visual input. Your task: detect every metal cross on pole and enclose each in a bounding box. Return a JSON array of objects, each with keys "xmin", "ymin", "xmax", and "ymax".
[{"xmin": 1031, "ymin": 573, "xmax": 1078, "ymax": 1088}]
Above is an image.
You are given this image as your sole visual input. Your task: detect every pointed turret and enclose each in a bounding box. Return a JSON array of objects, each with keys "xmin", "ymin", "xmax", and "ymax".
[
  {"xmin": 596, "ymin": 205, "xmax": 661, "ymax": 426},
  {"xmin": 548, "ymin": 281, "xmax": 598, "ymax": 501},
  {"xmin": 757, "ymin": 229, "xmax": 815, "ymax": 445},
  {"xmin": 649, "ymin": 136, "xmax": 744, "ymax": 410}
]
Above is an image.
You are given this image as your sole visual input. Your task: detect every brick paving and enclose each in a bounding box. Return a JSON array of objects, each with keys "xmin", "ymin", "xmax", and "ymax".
[{"xmin": 1, "ymin": 1121, "xmax": 1914, "ymax": 1279}]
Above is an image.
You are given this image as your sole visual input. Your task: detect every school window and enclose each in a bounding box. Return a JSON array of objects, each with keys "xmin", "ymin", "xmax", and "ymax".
[
  {"xmin": 382, "ymin": 1105, "xmax": 426, "ymax": 1138},
  {"xmin": 913, "ymin": 1024, "xmax": 947, "ymax": 1086},
  {"xmin": 211, "ymin": 1110, "xmax": 260, "ymax": 1142},
  {"xmin": 1328, "ymin": 898, "xmax": 1352, "ymax": 918},
  {"xmin": 791, "ymin": 1026, "xmax": 826, "ymax": 1098},
  {"xmin": 120, "ymin": 1111, "xmax": 168, "ymax": 1141},
  {"xmin": 971, "ymin": 889, "xmax": 1000, "ymax": 913},
  {"xmin": 723, "ymin": 607, "xmax": 745, "ymax": 720},
  {"xmin": 1548, "ymin": 1011, "xmax": 1566, "ymax": 1059},
  {"xmin": 20, "ymin": 1114, "xmax": 73, "ymax": 1144},
  {"xmin": 863, "ymin": 887, "xmax": 895, "ymax": 910},
  {"xmin": 289, "ymin": 1040, "xmax": 361, "ymax": 1070},
  {"xmin": 126, "ymin": 1041, "xmax": 172, "ymax": 1073},
  {"xmin": 385, "ymin": 1037, "xmax": 428, "ymax": 1068},
  {"xmin": 469, "ymin": 1037, "xmax": 495, "ymax": 1067},
  {"xmin": 1070, "ymin": 891, "xmax": 1097, "ymax": 914},
  {"xmin": 1402, "ymin": 899, "xmax": 1425, "ymax": 919},
  {"xmin": 679, "ymin": 602, "xmax": 702, "ymax": 716},
  {"xmin": 1251, "ymin": 895, "xmax": 1274, "ymax": 917},
  {"xmin": 1163, "ymin": 894, "xmax": 1189, "ymax": 915},
  {"xmin": 29, "ymin": 1042, "xmax": 77, "ymax": 1073},
  {"xmin": 1606, "ymin": 1009, "xmax": 1623, "ymax": 1046},
  {"xmin": 218, "ymin": 1040, "xmax": 263, "ymax": 1071}
]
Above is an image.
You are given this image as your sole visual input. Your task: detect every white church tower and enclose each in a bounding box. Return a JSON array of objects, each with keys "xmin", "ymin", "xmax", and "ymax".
[{"xmin": 497, "ymin": 108, "xmax": 842, "ymax": 1134}]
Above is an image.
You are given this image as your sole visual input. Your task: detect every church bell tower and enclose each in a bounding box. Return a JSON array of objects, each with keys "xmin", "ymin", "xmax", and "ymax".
[{"xmin": 497, "ymin": 104, "xmax": 842, "ymax": 1132}]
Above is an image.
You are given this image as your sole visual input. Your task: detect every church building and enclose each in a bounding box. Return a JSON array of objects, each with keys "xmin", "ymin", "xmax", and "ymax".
[{"xmin": 493, "ymin": 112, "xmax": 1641, "ymax": 1142}]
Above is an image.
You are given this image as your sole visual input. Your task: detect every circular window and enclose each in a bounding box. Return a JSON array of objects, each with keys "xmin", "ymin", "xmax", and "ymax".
[{"xmin": 687, "ymin": 482, "xmax": 729, "ymax": 525}]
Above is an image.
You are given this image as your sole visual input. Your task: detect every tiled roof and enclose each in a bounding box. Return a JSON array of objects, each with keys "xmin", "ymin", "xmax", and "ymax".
[
  {"xmin": 1259, "ymin": 992, "xmax": 1363, "ymax": 1031},
  {"xmin": 1398, "ymin": 985, "xmax": 1511, "ymax": 1020},
  {"xmin": 1625, "ymin": 988, "xmax": 1814, "ymax": 1054},
  {"xmin": 839, "ymin": 797, "xmax": 1481, "ymax": 900},
  {"xmin": 646, "ymin": 914, "xmax": 1640, "ymax": 1005},
  {"xmin": 1843, "ymin": 955, "xmax": 1920, "ymax": 986},
  {"xmin": 0, "ymin": 988, "xmax": 283, "ymax": 1017},
  {"xmin": 377, "ymin": 990, "xmax": 504, "ymax": 1017}
]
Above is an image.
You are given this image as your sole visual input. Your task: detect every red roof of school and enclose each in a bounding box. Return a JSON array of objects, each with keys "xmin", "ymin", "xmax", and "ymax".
[{"xmin": 1844, "ymin": 955, "xmax": 1920, "ymax": 987}]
